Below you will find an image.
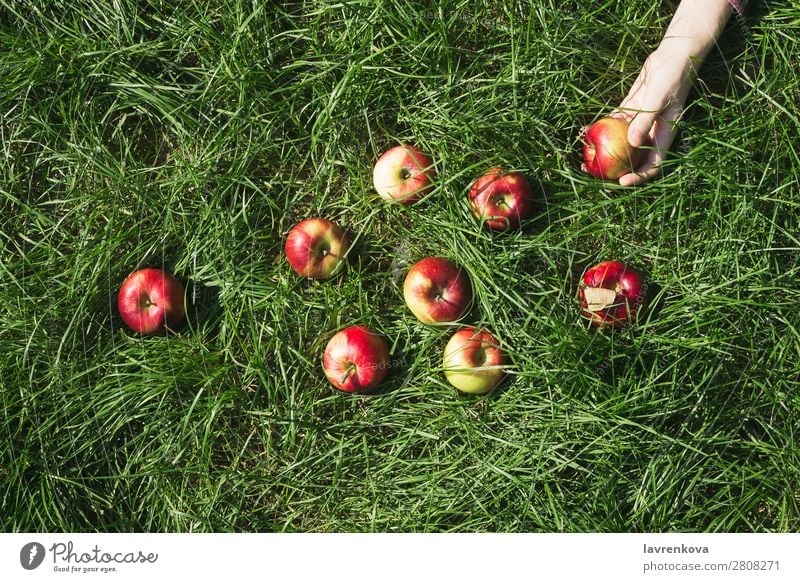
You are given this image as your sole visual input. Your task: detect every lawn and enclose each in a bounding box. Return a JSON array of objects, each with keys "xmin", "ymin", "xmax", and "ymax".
[{"xmin": 1, "ymin": 0, "xmax": 798, "ymax": 532}]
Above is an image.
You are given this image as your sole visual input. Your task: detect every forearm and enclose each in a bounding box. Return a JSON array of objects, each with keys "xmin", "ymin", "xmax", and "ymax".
[
  {"xmin": 658, "ymin": 0, "xmax": 736, "ymax": 62},
  {"xmin": 614, "ymin": 0, "xmax": 746, "ymax": 184}
]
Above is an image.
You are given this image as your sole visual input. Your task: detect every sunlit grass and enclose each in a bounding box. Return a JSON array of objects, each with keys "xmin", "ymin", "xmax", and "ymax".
[{"xmin": 1, "ymin": 0, "xmax": 798, "ymax": 532}]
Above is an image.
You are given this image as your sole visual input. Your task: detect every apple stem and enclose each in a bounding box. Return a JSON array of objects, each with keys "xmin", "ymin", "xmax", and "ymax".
[{"xmin": 339, "ymin": 363, "xmax": 356, "ymax": 385}]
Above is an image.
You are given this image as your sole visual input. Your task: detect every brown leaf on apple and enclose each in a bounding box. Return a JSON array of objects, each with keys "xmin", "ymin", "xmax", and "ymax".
[{"xmin": 583, "ymin": 287, "xmax": 618, "ymax": 312}]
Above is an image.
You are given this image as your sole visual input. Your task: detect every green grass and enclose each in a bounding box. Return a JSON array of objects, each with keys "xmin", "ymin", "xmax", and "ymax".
[{"xmin": 1, "ymin": 0, "xmax": 798, "ymax": 532}]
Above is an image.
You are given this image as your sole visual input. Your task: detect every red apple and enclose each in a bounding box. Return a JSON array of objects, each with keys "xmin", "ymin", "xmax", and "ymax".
[
  {"xmin": 322, "ymin": 325, "xmax": 392, "ymax": 393},
  {"xmin": 285, "ymin": 218, "xmax": 349, "ymax": 279},
  {"xmin": 403, "ymin": 257, "xmax": 472, "ymax": 324},
  {"xmin": 582, "ymin": 117, "xmax": 645, "ymax": 180},
  {"xmin": 372, "ymin": 144, "xmax": 435, "ymax": 204},
  {"xmin": 468, "ymin": 167, "xmax": 535, "ymax": 231},
  {"xmin": 117, "ymin": 268, "xmax": 185, "ymax": 335},
  {"xmin": 578, "ymin": 260, "xmax": 648, "ymax": 328},
  {"xmin": 443, "ymin": 327, "xmax": 507, "ymax": 394}
]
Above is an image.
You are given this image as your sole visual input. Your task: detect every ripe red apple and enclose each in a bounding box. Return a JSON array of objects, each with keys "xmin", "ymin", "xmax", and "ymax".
[
  {"xmin": 372, "ymin": 144, "xmax": 435, "ymax": 204},
  {"xmin": 285, "ymin": 218, "xmax": 349, "ymax": 279},
  {"xmin": 117, "ymin": 268, "xmax": 185, "ymax": 335},
  {"xmin": 442, "ymin": 327, "xmax": 507, "ymax": 394},
  {"xmin": 578, "ymin": 260, "xmax": 647, "ymax": 328},
  {"xmin": 322, "ymin": 325, "xmax": 392, "ymax": 393},
  {"xmin": 582, "ymin": 117, "xmax": 645, "ymax": 180},
  {"xmin": 468, "ymin": 167, "xmax": 535, "ymax": 231},
  {"xmin": 403, "ymin": 257, "xmax": 472, "ymax": 324}
]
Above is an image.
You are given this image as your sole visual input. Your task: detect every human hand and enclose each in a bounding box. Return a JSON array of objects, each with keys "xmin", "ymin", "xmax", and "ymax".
[{"xmin": 613, "ymin": 44, "xmax": 700, "ymax": 186}]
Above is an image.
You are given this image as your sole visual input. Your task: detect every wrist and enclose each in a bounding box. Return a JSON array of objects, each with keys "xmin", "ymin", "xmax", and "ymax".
[
  {"xmin": 658, "ymin": 0, "xmax": 734, "ymax": 63},
  {"xmin": 655, "ymin": 36, "xmax": 709, "ymax": 71}
]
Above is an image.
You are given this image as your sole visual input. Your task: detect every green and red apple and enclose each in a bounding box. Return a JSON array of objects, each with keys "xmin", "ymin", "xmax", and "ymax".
[
  {"xmin": 442, "ymin": 327, "xmax": 507, "ymax": 395},
  {"xmin": 582, "ymin": 117, "xmax": 645, "ymax": 180},
  {"xmin": 403, "ymin": 257, "xmax": 472, "ymax": 324},
  {"xmin": 285, "ymin": 218, "xmax": 349, "ymax": 279},
  {"xmin": 468, "ymin": 167, "xmax": 535, "ymax": 231},
  {"xmin": 372, "ymin": 144, "xmax": 435, "ymax": 204},
  {"xmin": 322, "ymin": 325, "xmax": 392, "ymax": 393}
]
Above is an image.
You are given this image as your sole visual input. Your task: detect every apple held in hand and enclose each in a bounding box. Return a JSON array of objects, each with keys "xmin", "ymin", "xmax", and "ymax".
[
  {"xmin": 322, "ymin": 325, "xmax": 392, "ymax": 393},
  {"xmin": 285, "ymin": 218, "xmax": 349, "ymax": 279},
  {"xmin": 468, "ymin": 167, "xmax": 534, "ymax": 231},
  {"xmin": 443, "ymin": 327, "xmax": 507, "ymax": 395},
  {"xmin": 117, "ymin": 267, "xmax": 185, "ymax": 335},
  {"xmin": 582, "ymin": 117, "xmax": 645, "ymax": 181},
  {"xmin": 372, "ymin": 144, "xmax": 435, "ymax": 204},
  {"xmin": 578, "ymin": 260, "xmax": 647, "ymax": 328},
  {"xmin": 403, "ymin": 257, "xmax": 472, "ymax": 324}
]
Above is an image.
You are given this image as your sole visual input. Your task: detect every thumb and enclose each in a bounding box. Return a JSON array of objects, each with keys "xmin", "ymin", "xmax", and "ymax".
[{"xmin": 627, "ymin": 110, "xmax": 659, "ymax": 148}]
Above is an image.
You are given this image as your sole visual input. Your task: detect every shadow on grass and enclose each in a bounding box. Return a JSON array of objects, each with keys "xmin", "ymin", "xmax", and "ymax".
[
  {"xmin": 185, "ymin": 280, "xmax": 223, "ymax": 338},
  {"xmin": 520, "ymin": 176, "xmax": 553, "ymax": 236}
]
